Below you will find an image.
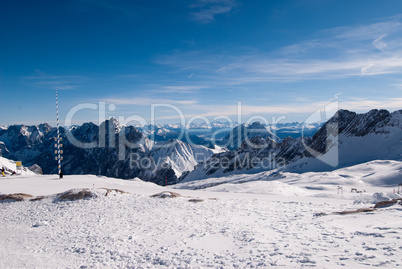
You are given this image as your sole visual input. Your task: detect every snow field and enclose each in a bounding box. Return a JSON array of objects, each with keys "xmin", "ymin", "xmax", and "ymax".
[
  {"xmin": 1, "ymin": 157, "xmax": 402, "ymax": 268},
  {"xmin": 1, "ymin": 175, "xmax": 402, "ymax": 268}
]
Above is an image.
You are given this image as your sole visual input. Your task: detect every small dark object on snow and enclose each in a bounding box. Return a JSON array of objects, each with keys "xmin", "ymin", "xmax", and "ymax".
[
  {"xmin": 188, "ymin": 198, "xmax": 204, "ymax": 203},
  {"xmin": 150, "ymin": 191, "xmax": 182, "ymax": 198},
  {"xmin": 314, "ymin": 212, "xmax": 327, "ymax": 217}
]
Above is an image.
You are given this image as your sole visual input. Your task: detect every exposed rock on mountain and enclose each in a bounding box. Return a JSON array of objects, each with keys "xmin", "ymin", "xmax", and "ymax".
[
  {"xmin": 0, "ymin": 119, "xmax": 217, "ymax": 185},
  {"xmin": 182, "ymin": 109, "xmax": 402, "ymax": 182},
  {"xmin": 219, "ymin": 122, "xmax": 279, "ymax": 150}
]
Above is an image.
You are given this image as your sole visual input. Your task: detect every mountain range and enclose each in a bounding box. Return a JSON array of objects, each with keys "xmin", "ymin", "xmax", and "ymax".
[
  {"xmin": 182, "ymin": 109, "xmax": 402, "ymax": 182},
  {"xmin": 1, "ymin": 109, "xmax": 400, "ymax": 186},
  {"xmin": 0, "ymin": 119, "xmax": 219, "ymax": 185}
]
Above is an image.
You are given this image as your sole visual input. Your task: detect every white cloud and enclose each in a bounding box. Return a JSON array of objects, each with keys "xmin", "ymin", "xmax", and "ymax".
[
  {"xmin": 392, "ymin": 83, "xmax": 402, "ymax": 89},
  {"xmin": 331, "ymin": 22, "xmax": 401, "ymax": 40},
  {"xmin": 372, "ymin": 35, "xmax": 388, "ymax": 51},
  {"xmin": 104, "ymin": 97, "xmax": 198, "ymax": 106},
  {"xmin": 360, "ymin": 62, "xmax": 374, "ymax": 76},
  {"xmin": 157, "ymin": 17, "xmax": 402, "ymax": 83},
  {"xmin": 155, "ymin": 98, "xmax": 402, "ymax": 120},
  {"xmin": 159, "ymin": 85, "xmax": 209, "ymax": 93},
  {"xmin": 22, "ymin": 70, "xmax": 85, "ymax": 90},
  {"xmin": 340, "ymin": 98, "xmax": 402, "ymax": 111},
  {"xmin": 190, "ymin": 0, "xmax": 236, "ymax": 23},
  {"xmin": 219, "ymin": 54, "xmax": 402, "ymax": 80}
]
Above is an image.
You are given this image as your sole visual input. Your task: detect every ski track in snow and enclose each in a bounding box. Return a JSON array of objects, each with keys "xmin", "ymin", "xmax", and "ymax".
[{"xmin": 1, "ymin": 186, "xmax": 402, "ymax": 268}]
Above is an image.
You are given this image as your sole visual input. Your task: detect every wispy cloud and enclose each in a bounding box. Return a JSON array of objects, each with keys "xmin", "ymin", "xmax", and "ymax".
[
  {"xmin": 372, "ymin": 35, "xmax": 388, "ymax": 51},
  {"xmin": 392, "ymin": 83, "xmax": 402, "ymax": 89},
  {"xmin": 158, "ymin": 85, "xmax": 209, "ymax": 93},
  {"xmin": 157, "ymin": 17, "xmax": 402, "ymax": 83},
  {"xmin": 241, "ymin": 55, "xmax": 402, "ymax": 78},
  {"xmin": 104, "ymin": 97, "xmax": 198, "ymax": 106},
  {"xmin": 340, "ymin": 97, "xmax": 402, "ymax": 111},
  {"xmin": 190, "ymin": 0, "xmax": 236, "ymax": 23},
  {"xmin": 158, "ymin": 52, "xmax": 402, "ymax": 84},
  {"xmin": 331, "ymin": 21, "xmax": 401, "ymax": 40},
  {"xmin": 155, "ymin": 97, "xmax": 402, "ymax": 120},
  {"xmin": 22, "ymin": 70, "xmax": 85, "ymax": 90}
]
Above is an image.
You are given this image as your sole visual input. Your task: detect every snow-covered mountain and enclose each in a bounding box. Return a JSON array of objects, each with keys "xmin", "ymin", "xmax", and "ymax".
[
  {"xmin": 140, "ymin": 121, "xmax": 239, "ymax": 130},
  {"xmin": 183, "ymin": 109, "xmax": 402, "ymax": 182},
  {"xmin": 137, "ymin": 125, "xmax": 214, "ymax": 148},
  {"xmin": 151, "ymin": 139, "xmax": 219, "ymax": 178},
  {"xmin": 186, "ymin": 120, "xmax": 239, "ymax": 129},
  {"xmin": 269, "ymin": 122, "xmax": 323, "ymax": 139},
  {"xmin": 0, "ymin": 119, "xmax": 217, "ymax": 185},
  {"xmin": 3, "ymin": 109, "xmax": 400, "ymax": 185},
  {"xmin": 140, "ymin": 125, "xmax": 179, "ymax": 141},
  {"xmin": 137, "ymin": 121, "xmax": 321, "ymax": 147},
  {"xmin": 0, "ymin": 156, "xmax": 38, "ymax": 176},
  {"xmin": 292, "ymin": 108, "xmax": 402, "ymax": 172},
  {"xmin": 218, "ymin": 121, "xmax": 280, "ymax": 150},
  {"xmin": 0, "ymin": 123, "xmax": 53, "ymax": 152}
]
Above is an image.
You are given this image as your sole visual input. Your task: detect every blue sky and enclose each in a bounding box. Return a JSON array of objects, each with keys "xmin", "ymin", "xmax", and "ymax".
[{"xmin": 1, "ymin": 0, "xmax": 402, "ymax": 126}]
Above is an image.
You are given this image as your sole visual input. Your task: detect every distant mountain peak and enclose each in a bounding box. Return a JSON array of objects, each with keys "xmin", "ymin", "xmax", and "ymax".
[{"xmin": 247, "ymin": 121, "xmax": 265, "ymax": 128}]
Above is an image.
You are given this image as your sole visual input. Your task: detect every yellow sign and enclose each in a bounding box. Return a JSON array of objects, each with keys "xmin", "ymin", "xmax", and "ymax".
[{"xmin": 16, "ymin": 161, "xmax": 22, "ymax": 167}]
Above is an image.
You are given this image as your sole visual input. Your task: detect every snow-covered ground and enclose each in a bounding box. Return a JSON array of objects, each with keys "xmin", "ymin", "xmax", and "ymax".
[
  {"xmin": 0, "ymin": 156, "xmax": 36, "ymax": 176},
  {"xmin": 1, "ymin": 160, "xmax": 402, "ymax": 268},
  {"xmin": 176, "ymin": 160, "xmax": 402, "ymax": 200}
]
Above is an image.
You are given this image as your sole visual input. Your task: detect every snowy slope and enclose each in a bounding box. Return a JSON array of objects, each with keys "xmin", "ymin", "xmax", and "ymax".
[
  {"xmin": 1, "ymin": 171, "xmax": 402, "ymax": 268},
  {"xmin": 177, "ymin": 159, "xmax": 402, "ymax": 202},
  {"xmin": 288, "ymin": 109, "xmax": 402, "ymax": 173},
  {"xmin": 184, "ymin": 109, "xmax": 402, "ymax": 181},
  {"xmin": 0, "ymin": 174, "xmax": 162, "ymax": 196},
  {"xmin": 0, "ymin": 156, "xmax": 36, "ymax": 175},
  {"xmin": 268, "ymin": 122, "xmax": 322, "ymax": 139},
  {"xmin": 150, "ymin": 140, "xmax": 223, "ymax": 177},
  {"xmin": 0, "ymin": 120, "xmax": 217, "ymax": 185}
]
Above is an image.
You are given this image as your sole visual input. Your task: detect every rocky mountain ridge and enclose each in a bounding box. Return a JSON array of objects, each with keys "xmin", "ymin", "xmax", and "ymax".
[{"xmin": 181, "ymin": 109, "xmax": 402, "ymax": 182}]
